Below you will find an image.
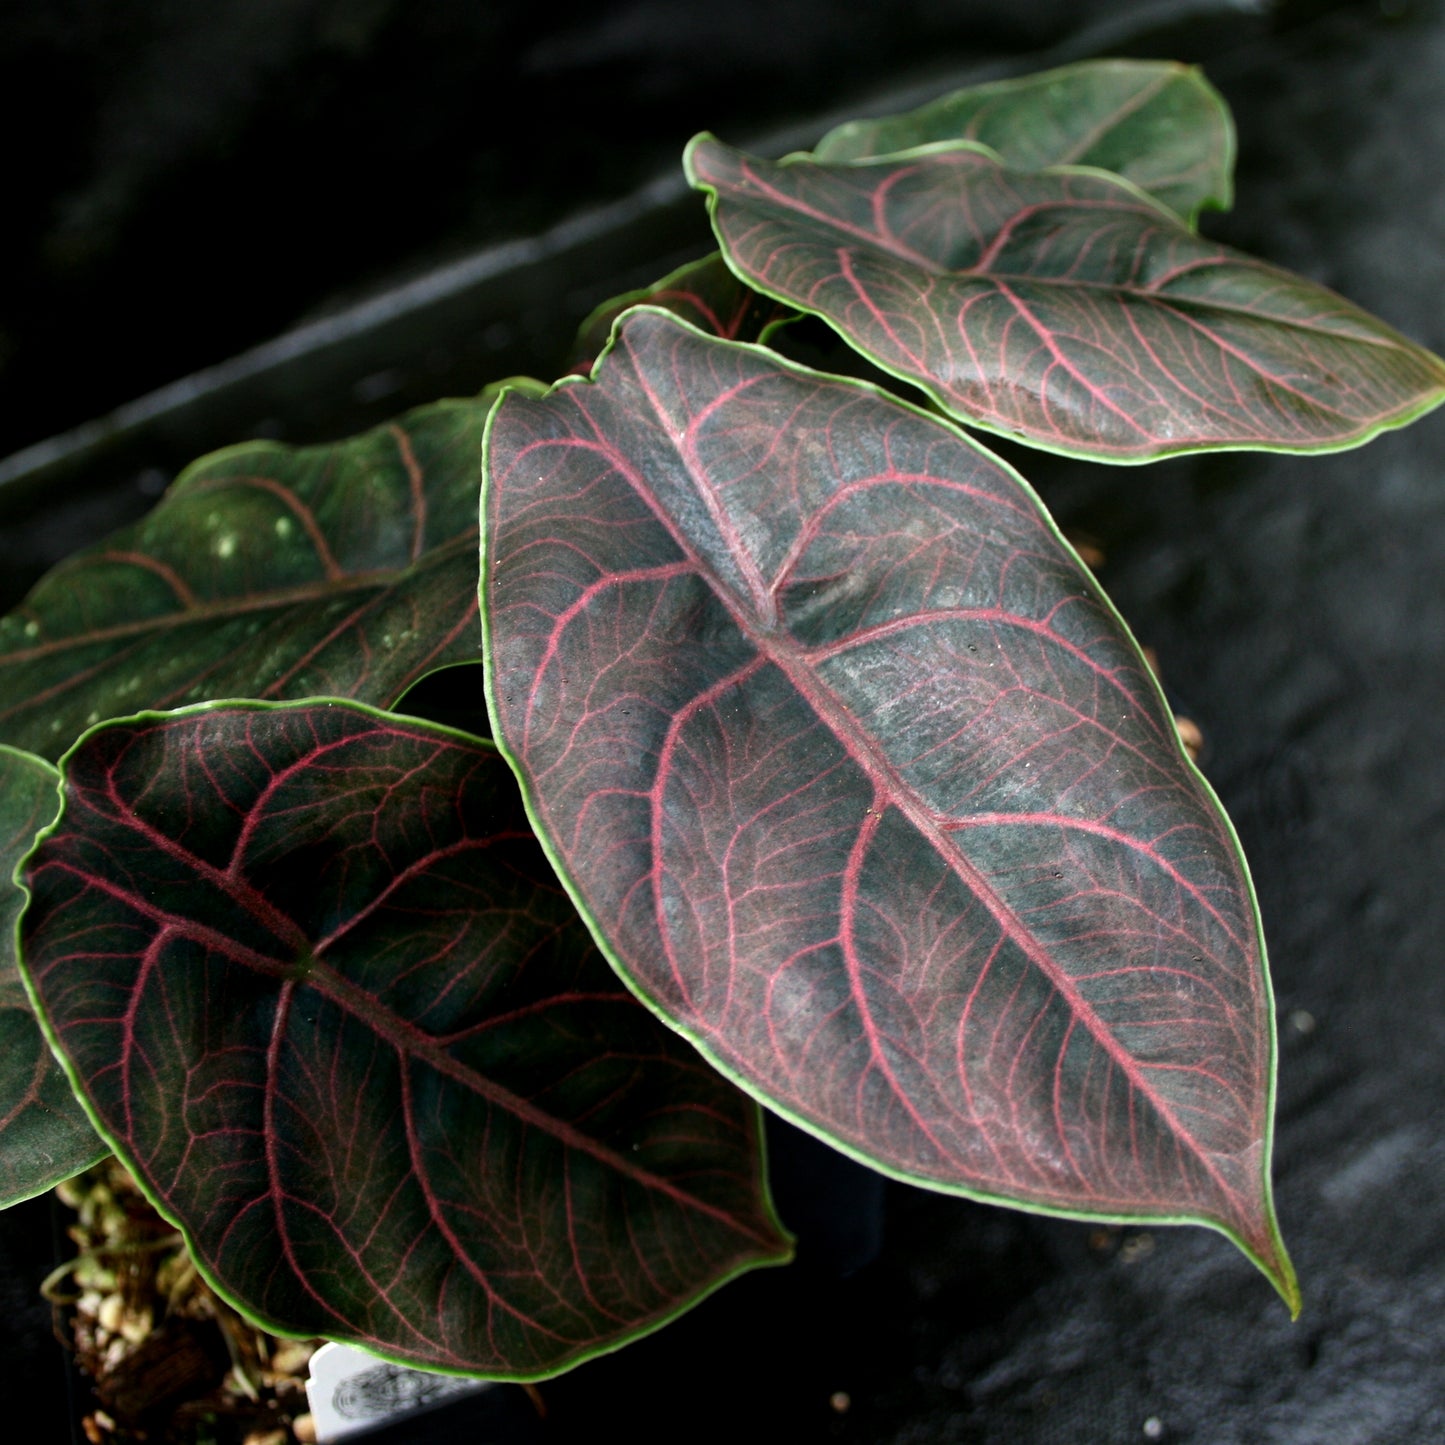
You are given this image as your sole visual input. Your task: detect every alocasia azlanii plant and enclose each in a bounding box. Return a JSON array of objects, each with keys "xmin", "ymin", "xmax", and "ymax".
[{"xmin": 4, "ymin": 58, "xmax": 1443, "ymax": 1377}]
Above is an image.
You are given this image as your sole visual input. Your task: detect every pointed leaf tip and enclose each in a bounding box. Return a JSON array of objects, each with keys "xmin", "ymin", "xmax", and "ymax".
[
  {"xmin": 689, "ymin": 138, "xmax": 1445, "ymax": 461},
  {"xmin": 483, "ymin": 310, "xmax": 1291, "ymax": 1287}
]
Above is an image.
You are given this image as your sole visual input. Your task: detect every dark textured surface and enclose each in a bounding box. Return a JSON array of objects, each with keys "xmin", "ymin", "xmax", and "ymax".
[
  {"xmin": 0, "ymin": 0, "xmax": 1130, "ymax": 462},
  {"xmin": 3, "ymin": 1, "xmax": 1444, "ymax": 1440}
]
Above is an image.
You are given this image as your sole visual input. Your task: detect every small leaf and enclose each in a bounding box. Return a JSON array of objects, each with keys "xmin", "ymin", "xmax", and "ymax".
[
  {"xmin": 687, "ymin": 137, "xmax": 1445, "ymax": 462},
  {"xmin": 20, "ymin": 701, "xmax": 788, "ymax": 1376},
  {"xmin": 483, "ymin": 310, "xmax": 1297, "ymax": 1308},
  {"xmin": 814, "ymin": 59, "xmax": 1235, "ymax": 224},
  {"xmin": 0, "ymin": 745, "xmax": 105, "ymax": 1207},
  {"xmin": 569, "ymin": 253, "xmax": 792, "ymax": 374},
  {"xmin": 0, "ymin": 389, "xmax": 534, "ymax": 761}
]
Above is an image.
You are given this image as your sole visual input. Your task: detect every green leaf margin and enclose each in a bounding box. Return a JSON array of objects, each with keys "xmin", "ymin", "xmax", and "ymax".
[
  {"xmin": 2, "ymin": 744, "xmax": 106, "ymax": 1208},
  {"xmin": 478, "ymin": 308, "xmax": 1300, "ymax": 1315},
  {"xmin": 684, "ymin": 133, "xmax": 1445, "ymax": 467},
  {"xmin": 813, "ymin": 58, "xmax": 1237, "ymax": 226},
  {"xmin": 16, "ymin": 696, "xmax": 794, "ymax": 1379}
]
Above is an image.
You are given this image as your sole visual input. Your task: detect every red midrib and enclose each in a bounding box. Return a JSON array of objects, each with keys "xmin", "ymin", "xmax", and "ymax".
[
  {"xmin": 45, "ymin": 831, "xmax": 776, "ymax": 1250},
  {"xmin": 702, "ymin": 144, "xmax": 1436, "ymax": 354},
  {"xmin": 585, "ymin": 344, "xmax": 1252, "ymax": 1216}
]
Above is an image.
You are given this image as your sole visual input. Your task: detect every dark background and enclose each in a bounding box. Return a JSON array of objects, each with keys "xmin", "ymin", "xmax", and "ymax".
[
  {"xmin": 0, "ymin": 0, "xmax": 1135, "ymax": 462},
  {"xmin": 3, "ymin": 1, "xmax": 1445, "ymax": 1440}
]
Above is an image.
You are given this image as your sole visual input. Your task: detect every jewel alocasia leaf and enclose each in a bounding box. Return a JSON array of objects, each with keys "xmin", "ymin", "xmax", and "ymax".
[
  {"xmin": 570, "ymin": 253, "xmax": 792, "ymax": 374},
  {"xmin": 19, "ymin": 701, "xmax": 789, "ymax": 1375},
  {"xmin": 813, "ymin": 59, "xmax": 1235, "ymax": 225},
  {"xmin": 687, "ymin": 137, "xmax": 1445, "ymax": 462},
  {"xmin": 482, "ymin": 310, "xmax": 1297, "ymax": 1307},
  {"xmin": 0, "ymin": 388, "xmax": 540, "ymax": 763},
  {"xmin": 0, "ymin": 745, "xmax": 104, "ymax": 1207}
]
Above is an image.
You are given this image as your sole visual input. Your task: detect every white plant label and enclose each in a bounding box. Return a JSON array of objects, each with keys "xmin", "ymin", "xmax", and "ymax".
[{"xmin": 305, "ymin": 1341, "xmax": 491, "ymax": 1441}]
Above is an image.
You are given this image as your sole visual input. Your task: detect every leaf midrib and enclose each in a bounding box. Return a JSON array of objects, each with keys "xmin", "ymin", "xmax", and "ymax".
[
  {"xmin": 49, "ymin": 782, "xmax": 776, "ymax": 1250},
  {"xmin": 615, "ymin": 343, "xmax": 1252, "ymax": 1215},
  {"xmin": 717, "ymin": 148, "xmax": 1436, "ymax": 356},
  {"xmin": 1049, "ymin": 66, "xmax": 1178, "ymax": 167}
]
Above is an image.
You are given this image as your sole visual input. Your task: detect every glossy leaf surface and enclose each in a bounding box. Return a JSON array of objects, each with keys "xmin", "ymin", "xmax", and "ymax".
[
  {"xmin": 570, "ymin": 253, "xmax": 791, "ymax": 373},
  {"xmin": 0, "ymin": 392, "xmax": 529, "ymax": 762},
  {"xmin": 483, "ymin": 311, "xmax": 1295, "ymax": 1304},
  {"xmin": 814, "ymin": 59, "xmax": 1234, "ymax": 223},
  {"xmin": 0, "ymin": 745, "xmax": 104, "ymax": 1206},
  {"xmin": 20, "ymin": 702, "xmax": 788, "ymax": 1375},
  {"xmin": 688, "ymin": 137, "xmax": 1445, "ymax": 461}
]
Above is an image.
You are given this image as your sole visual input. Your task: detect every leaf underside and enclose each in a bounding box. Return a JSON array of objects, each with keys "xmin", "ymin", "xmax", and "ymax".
[
  {"xmin": 570, "ymin": 253, "xmax": 792, "ymax": 374},
  {"xmin": 813, "ymin": 58, "xmax": 1235, "ymax": 224},
  {"xmin": 688, "ymin": 137, "xmax": 1445, "ymax": 462},
  {"xmin": 0, "ymin": 745, "xmax": 104, "ymax": 1207},
  {"xmin": 0, "ymin": 396, "xmax": 503, "ymax": 763},
  {"xmin": 20, "ymin": 701, "xmax": 788, "ymax": 1376},
  {"xmin": 483, "ymin": 310, "xmax": 1295, "ymax": 1305}
]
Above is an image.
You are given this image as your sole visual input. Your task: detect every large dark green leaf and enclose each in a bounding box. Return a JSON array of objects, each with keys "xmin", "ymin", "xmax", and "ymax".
[
  {"xmin": 814, "ymin": 59, "xmax": 1235, "ymax": 224},
  {"xmin": 687, "ymin": 137, "xmax": 1445, "ymax": 462},
  {"xmin": 483, "ymin": 310, "xmax": 1297, "ymax": 1309},
  {"xmin": 19, "ymin": 701, "xmax": 788, "ymax": 1376},
  {"xmin": 0, "ymin": 389, "xmax": 538, "ymax": 762},
  {"xmin": 0, "ymin": 745, "xmax": 104, "ymax": 1206}
]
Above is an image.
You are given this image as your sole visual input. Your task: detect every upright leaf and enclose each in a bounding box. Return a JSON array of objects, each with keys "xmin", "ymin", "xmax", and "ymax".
[
  {"xmin": 814, "ymin": 59, "xmax": 1235, "ymax": 224},
  {"xmin": 0, "ymin": 745, "xmax": 104, "ymax": 1206},
  {"xmin": 687, "ymin": 137, "xmax": 1445, "ymax": 461},
  {"xmin": 483, "ymin": 311, "xmax": 1296, "ymax": 1307},
  {"xmin": 20, "ymin": 701, "xmax": 788, "ymax": 1376},
  {"xmin": 570, "ymin": 253, "xmax": 792, "ymax": 373},
  {"xmin": 0, "ymin": 389, "xmax": 538, "ymax": 762}
]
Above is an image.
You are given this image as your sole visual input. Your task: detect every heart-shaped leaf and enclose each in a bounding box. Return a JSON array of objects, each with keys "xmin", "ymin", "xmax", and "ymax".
[
  {"xmin": 570, "ymin": 253, "xmax": 792, "ymax": 374},
  {"xmin": 814, "ymin": 59, "xmax": 1235, "ymax": 224},
  {"xmin": 0, "ymin": 388, "xmax": 538, "ymax": 762},
  {"xmin": 1, "ymin": 745, "xmax": 105, "ymax": 1207},
  {"xmin": 19, "ymin": 701, "xmax": 788, "ymax": 1376},
  {"xmin": 687, "ymin": 137, "xmax": 1445, "ymax": 461},
  {"xmin": 482, "ymin": 310, "xmax": 1296, "ymax": 1307}
]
